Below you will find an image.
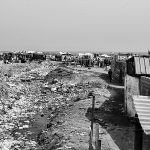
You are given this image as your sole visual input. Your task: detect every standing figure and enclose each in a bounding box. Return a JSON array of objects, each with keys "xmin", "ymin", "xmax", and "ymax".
[{"xmin": 108, "ymin": 69, "xmax": 112, "ymax": 82}]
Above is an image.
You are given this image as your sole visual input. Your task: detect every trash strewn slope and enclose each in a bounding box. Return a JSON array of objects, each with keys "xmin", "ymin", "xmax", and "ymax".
[{"xmin": 0, "ymin": 61, "xmax": 110, "ymax": 150}]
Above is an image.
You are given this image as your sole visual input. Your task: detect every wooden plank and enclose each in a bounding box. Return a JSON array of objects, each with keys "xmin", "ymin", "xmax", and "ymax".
[
  {"xmin": 134, "ymin": 57, "xmax": 141, "ymax": 74},
  {"xmin": 139, "ymin": 57, "xmax": 146, "ymax": 74},
  {"xmin": 95, "ymin": 123, "xmax": 101, "ymax": 150},
  {"xmin": 144, "ymin": 57, "xmax": 150, "ymax": 74}
]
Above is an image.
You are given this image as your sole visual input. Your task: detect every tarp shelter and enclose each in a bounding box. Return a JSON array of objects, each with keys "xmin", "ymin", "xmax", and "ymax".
[
  {"xmin": 27, "ymin": 51, "xmax": 35, "ymax": 54},
  {"xmin": 78, "ymin": 53, "xmax": 93, "ymax": 67},
  {"xmin": 78, "ymin": 53, "xmax": 84, "ymax": 57},
  {"xmin": 100, "ymin": 54, "xmax": 111, "ymax": 58},
  {"xmin": 59, "ymin": 52, "xmax": 72, "ymax": 55},
  {"xmin": 78, "ymin": 53, "xmax": 94, "ymax": 58},
  {"xmin": 84, "ymin": 53, "xmax": 94, "ymax": 58}
]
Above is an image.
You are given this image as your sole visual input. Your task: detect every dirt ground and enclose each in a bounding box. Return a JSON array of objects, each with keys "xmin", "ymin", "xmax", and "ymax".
[
  {"xmin": 53, "ymin": 69, "xmax": 110, "ymax": 150},
  {"xmin": 0, "ymin": 61, "xmax": 135, "ymax": 150},
  {"xmin": 61, "ymin": 66, "xmax": 135, "ymax": 150}
]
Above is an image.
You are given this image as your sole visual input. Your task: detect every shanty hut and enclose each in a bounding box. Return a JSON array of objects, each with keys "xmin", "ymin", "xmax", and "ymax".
[
  {"xmin": 55, "ymin": 53, "xmax": 62, "ymax": 61},
  {"xmin": 59, "ymin": 52, "xmax": 72, "ymax": 62},
  {"xmin": 0, "ymin": 53, "xmax": 3, "ymax": 61},
  {"xmin": 78, "ymin": 53, "xmax": 94, "ymax": 67},
  {"xmin": 125, "ymin": 56, "xmax": 150, "ymax": 150},
  {"xmin": 100, "ymin": 54, "xmax": 111, "ymax": 58},
  {"xmin": 3, "ymin": 52, "xmax": 14, "ymax": 63},
  {"xmin": 125, "ymin": 56, "xmax": 150, "ymax": 116},
  {"xmin": 27, "ymin": 51, "xmax": 46, "ymax": 62},
  {"xmin": 14, "ymin": 51, "xmax": 31, "ymax": 63},
  {"xmin": 126, "ymin": 56, "xmax": 150, "ymax": 76},
  {"xmin": 132, "ymin": 95, "xmax": 150, "ymax": 150}
]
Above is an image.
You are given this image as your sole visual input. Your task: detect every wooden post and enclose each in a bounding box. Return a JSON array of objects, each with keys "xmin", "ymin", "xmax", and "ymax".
[
  {"xmin": 96, "ymin": 140, "xmax": 101, "ymax": 150},
  {"xmin": 95, "ymin": 123, "xmax": 99, "ymax": 142},
  {"xmin": 124, "ymin": 75, "xmax": 127, "ymax": 114},
  {"xmin": 88, "ymin": 93, "xmax": 95, "ymax": 150},
  {"xmin": 95, "ymin": 123, "xmax": 101, "ymax": 150},
  {"xmin": 134, "ymin": 118, "xmax": 143, "ymax": 150},
  {"xmin": 89, "ymin": 131, "xmax": 93, "ymax": 150},
  {"xmin": 91, "ymin": 95, "xmax": 95, "ymax": 136}
]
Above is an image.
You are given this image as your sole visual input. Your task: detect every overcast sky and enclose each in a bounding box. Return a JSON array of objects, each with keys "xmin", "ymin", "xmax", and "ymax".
[{"xmin": 0, "ymin": 0, "xmax": 150, "ymax": 52}]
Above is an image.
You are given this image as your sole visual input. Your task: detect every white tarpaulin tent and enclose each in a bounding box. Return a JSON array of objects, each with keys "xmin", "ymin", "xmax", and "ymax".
[
  {"xmin": 27, "ymin": 51, "xmax": 35, "ymax": 54},
  {"xmin": 100, "ymin": 54, "xmax": 111, "ymax": 58},
  {"xmin": 59, "ymin": 51, "xmax": 72, "ymax": 55}
]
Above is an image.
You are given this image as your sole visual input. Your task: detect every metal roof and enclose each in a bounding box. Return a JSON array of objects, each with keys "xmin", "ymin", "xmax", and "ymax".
[
  {"xmin": 134, "ymin": 56, "xmax": 150, "ymax": 75},
  {"xmin": 133, "ymin": 95, "xmax": 150, "ymax": 135}
]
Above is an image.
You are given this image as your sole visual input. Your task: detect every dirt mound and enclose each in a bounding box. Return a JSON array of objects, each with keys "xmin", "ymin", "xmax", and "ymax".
[{"xmin": 44, "ymin": 67, "xmax": 74, "ymax": 83}]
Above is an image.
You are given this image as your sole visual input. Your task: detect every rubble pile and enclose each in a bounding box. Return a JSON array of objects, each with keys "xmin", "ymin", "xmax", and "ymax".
[
  {"xmin": 0, "ymin": 61, "xmax": 109, "ymax": 149},
  {"xmin": 44, "ymin": 67, "xmax": 74, "ymax": 83},
  {"xmin": 0, "ymin": 63, "xmax": 77, "ymax": 149},
  {"xmin": 0, "ymin": 62, "xmax": 59, "ymax": 150}
]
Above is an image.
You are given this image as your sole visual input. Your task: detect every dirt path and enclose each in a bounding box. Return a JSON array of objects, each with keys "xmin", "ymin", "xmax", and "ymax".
[
  {"xmin": 56, "ymin": 99, "xmax": 91, "ymax": 150},
  {"xmin": 54, "ymin": 66, "xmax": 120, "ymax": 150},
  {"xmin": 55, "ymin": 89, "xmax": 111, "ymax": 150},
  {"xmin": 93, "ymin": 73, "xmax": 135, "ymax": 150},
  {"xmin": 56, "ymin": 66, "xmax": 135, "ymax": 150}
]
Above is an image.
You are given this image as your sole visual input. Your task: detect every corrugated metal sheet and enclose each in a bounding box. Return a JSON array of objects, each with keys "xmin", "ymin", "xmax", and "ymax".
[
  {"xmin": 139, "ymin": 57, "xmax": 146, "ymax": 74},
  {"xmin": 144, "ymin": 57, "xmax": 150, "ymax": 74},
  {"xmin": 134, "ymin": 57, "xmax": 141, "ymax": 74},
  {"xmin": 134, "ymin": 57, "xmax": 150, "ymax": 75},
  {"xmin": 133, "ymin": 95, "xmax": 150, "ymax": 135}
]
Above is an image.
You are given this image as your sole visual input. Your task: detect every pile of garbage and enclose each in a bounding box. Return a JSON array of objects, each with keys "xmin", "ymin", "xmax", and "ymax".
[
  {"xmin": 0, "ymin": 62, "xmax": 60, "ymax": 149},
  {"xmin": 0, "ymin": 62, "xmax": 81, "ymax": 149},
  {"xmin": 0, "ymin": 61, "xmax": 109, "ymax": 149}
]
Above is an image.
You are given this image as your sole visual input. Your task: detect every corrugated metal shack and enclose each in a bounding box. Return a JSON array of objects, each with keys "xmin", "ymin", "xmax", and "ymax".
[
  {"xmin": 125, "ymin": 56, "xmax": 150, "ymax": 150},
  {"xmin": 78, "ymin": 53, "xmax": 94, "ymax": 67},
  {"xmin": 132, "ymin": 95, "xmax": 150, "ymax": 150},
  {"xmin": 127, "ymin": 56, "xmax": 150, "ymax": 76},
  {"xmin": 2, "ymin": 51, "xmax": 46, "ymax": 63},
  {"xmin": 125, "ymin": 56, "xmax": 150, "ymax": 116}
]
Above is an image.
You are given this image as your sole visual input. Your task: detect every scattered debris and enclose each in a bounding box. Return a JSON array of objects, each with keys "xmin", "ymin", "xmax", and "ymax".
[{"xmin": 0, "ymin": 61, "xmax": 110, "ymax": 149}]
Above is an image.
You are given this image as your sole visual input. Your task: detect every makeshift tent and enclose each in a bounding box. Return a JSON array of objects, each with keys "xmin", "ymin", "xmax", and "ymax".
[{"xmin": 100, "ymin": 54, "xmax": 111, "ymax": 58}]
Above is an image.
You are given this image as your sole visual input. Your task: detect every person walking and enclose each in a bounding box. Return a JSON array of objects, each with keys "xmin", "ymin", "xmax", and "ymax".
[{"xmin": 108, "ymin": 69, "xmax": 112, "ymax": 82}]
